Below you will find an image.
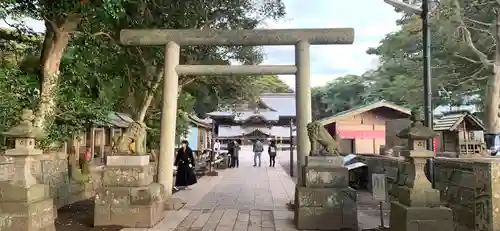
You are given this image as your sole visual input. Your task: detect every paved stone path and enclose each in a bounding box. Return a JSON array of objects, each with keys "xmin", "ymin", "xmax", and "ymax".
[{"xmin": 122, "ymin": 147, "xmax": 383, "ymax": 231}]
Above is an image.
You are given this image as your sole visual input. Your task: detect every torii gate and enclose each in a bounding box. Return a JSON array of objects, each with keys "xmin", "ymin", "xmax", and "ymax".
[{"xmin": 119, "ymin": 28, "xmax": 355, "ymax": 197}]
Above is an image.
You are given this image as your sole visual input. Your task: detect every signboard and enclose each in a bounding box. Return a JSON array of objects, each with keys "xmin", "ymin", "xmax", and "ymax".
[
  {"xmin": 372, "ymin": 173, "xmax": 387, "ymax": 201},
  {"xmin": 337, "ymin": 130, "xmax": 385, "ymax": 139}
]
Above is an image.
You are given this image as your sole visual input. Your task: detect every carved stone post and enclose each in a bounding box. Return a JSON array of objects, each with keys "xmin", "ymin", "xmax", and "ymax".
[
  {"xmin": 295, "ymin": 151, "xmax": 357, "ymax": 229},
  {"xmin": 0, "ymin": 109, "xmax": 56, "ymax": 231},
  {"xmin": 390, "ymin": 109, "xmax": 452, "ymax": 231},
  {"xmin": 94, "ymin": 122, "xmax": 165, "ymax": 228}
]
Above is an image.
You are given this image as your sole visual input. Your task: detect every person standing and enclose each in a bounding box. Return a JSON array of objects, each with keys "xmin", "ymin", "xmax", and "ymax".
[
  {"xmin": 268, "ymin": 140, "xmax": 277, "ymax": 167},
  {"xmin": 227, "ymin": 140, "xmax": 235, "ymax": 168},
  {"xmin": 214, "ymin": 139, "xmax": 221, "ymax": 158},
  {"xmin": 174, "ymin": 140, "xmax": 198, "ymax": 189},
  {"xmin": 231, "ymin": 140, "xmax": 240, "ymax": 168},
  {"xmin": 253, "ymin": 139, "xmax": 264, "ymax": 167}
]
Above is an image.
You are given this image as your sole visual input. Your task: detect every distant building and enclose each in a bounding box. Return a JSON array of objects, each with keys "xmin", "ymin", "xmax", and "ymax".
[
  {"xmin": 319, "ymin": 101, "xmax": 411, "ymax": 154},
  {"xmin": 433, "ymin": 112, "xmax": 486, "ymax": 156},
  {"xmin": 181, "ymin": 114, "xmax": 212, "ymax": 152},
  {"xmin": 69, "ymin": 112, "xmax": 141, "ymax": 165},
  {"xmin": 208, "ymin": 93, "xmax": 296, "ymax": 146}
]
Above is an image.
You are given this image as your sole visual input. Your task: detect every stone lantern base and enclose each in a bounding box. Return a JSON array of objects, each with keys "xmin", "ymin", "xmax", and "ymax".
[
  {"xmin": 294, "ymin": 156, "xmax": 358, "ymax": 230},
  {"xmin": 389, "ymin": 201, "xmax": 453, "ymax": 231},
  {"xmin": 0, "ymin": 182, "xmax": 56, "ymax": 231},
  {"xmin": 94, "ymin": 155, "xmax": 165, "ymax": 228}
]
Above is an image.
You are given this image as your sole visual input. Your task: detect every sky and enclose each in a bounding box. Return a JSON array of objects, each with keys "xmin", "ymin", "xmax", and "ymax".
[
  {"xmin": 0, "ymin": 0, "xmax": 402, "ymax": 88},
  {"xmin": 260, "ymin": 0, "xmax": 402, "ymax": 88}
]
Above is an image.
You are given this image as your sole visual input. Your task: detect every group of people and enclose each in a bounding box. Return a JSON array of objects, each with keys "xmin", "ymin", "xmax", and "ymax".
[
  {"xmin": 218, "ymin": 139, "xmax": 278, "ymax": 168},
  {"xmin": 173, "ymin": 139, "xmax": 280, "ymax": 190},
  {"xmin": 252, "ymin": 139, "xmax": 278, "ymax": 167}
]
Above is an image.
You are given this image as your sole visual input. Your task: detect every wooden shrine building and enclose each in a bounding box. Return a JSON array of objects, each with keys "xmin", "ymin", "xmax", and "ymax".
[
  {"xmin": 208, "ymin": 93, "xmax": 296, "ymax": 146},
  {"xmin": 319, "ymin": 101, "xmax": 411, "ymax": 154},
  {"xmin": 433, "ymin": 111, "xmax": 486, "ymax": 155}
]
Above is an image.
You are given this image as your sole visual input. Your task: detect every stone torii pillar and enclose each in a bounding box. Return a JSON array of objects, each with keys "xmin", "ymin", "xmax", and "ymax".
[{"xmin": 120, "ymin": 28, "xmax": 355, "ymax": 197}]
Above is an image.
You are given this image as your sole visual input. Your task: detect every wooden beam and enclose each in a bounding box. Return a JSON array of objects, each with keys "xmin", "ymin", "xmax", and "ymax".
[
  {"xmin": 120, "ymin": 28, "xmax": 354, "ymax": 46},
  {"xmin": 175, "ymin": 65, "xmax": 297, "ymax": 76}
]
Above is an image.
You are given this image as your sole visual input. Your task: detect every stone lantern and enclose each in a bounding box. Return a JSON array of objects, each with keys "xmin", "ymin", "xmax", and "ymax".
[
  {"xmin": 0, "ymin": 109, "xmax": 56, "ymax": 231},
  {"xmin": 389, "ymin": 109, "xmax": 452, "ymax": 231}
]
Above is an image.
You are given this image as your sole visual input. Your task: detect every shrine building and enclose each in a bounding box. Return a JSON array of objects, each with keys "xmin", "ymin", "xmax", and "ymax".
[
  {"xmin": 208, "ymin": 93, "xmax": 296, "ymax": 146},
  {"xmin": 319, "ymin": 100, "xmax": 411, "ymax": 154}
]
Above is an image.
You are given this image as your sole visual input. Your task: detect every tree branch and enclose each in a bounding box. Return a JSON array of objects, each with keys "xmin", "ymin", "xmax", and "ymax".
[
  {"xmin": 464, "ymin": 17, "xmax": 492, "ymax": 27},
  {"xmin": 42, "ymin": 15, "xmax": 59, "ymax": 34},
  {"xmin": 453, "ymin": 0, "xmax": 494, "ymax": 67},
  {"xmin": 453, "ymin": 53, "xmax": 483, "ymax": 64},
  {"xmin": 0, "ymin": 28, "xmax": 39, "ymax": 43},
  {"xmin": 467, "ymin": 25, "xmax": 494, "ymax": 39},
  {"xmin": 92, "ymin": 32, "xmax": 114, "ymax": 40}
]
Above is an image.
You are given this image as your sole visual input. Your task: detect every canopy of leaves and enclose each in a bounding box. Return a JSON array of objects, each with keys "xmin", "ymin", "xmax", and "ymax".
[{"xmin": 0, "ymin": 0, "xmax": 288, "ymax": 148}]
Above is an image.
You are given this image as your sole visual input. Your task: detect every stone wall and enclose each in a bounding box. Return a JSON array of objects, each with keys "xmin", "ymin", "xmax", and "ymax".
[
  {"xmin": 433, "ymin": 158, "xmax": 500, "ymax": 231},
  {"xmin": 0, "ymin": 151, "xmax": 101, "ymax": 208},
  {"xmin": 362, "ymin": 155, "xmax": 500, "ymax": 231},
  {"xmin": 362, "ymin": 156, "xmax": 410, "ymax": 198}
]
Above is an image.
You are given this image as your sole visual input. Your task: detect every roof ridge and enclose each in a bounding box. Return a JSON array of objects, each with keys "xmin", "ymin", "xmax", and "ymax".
[{"xmin": 319, "ymin": 100, "xmax": 410, "ymax": 125}]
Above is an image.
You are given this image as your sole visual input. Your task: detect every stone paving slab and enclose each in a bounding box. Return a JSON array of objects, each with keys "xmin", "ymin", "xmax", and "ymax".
[{"xmin": 119, "ymin": 148, "xmax": 384, "ymax": 231}]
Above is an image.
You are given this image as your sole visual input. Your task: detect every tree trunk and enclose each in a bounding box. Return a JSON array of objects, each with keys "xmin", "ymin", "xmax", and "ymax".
[
  {"xmin": 135, "ymin": 70, "xmax": 194, "ymax": 122},
  {"xmin": 484, "ymin": 10, "xmax": 500, "ymax": 134},
  {"xmin": 136, "ymin": 68, "xmax": 164, "ymax": 122},
  {"xmin": 34, "ymin": 16, "xmax": 80, "ymax": 130}
]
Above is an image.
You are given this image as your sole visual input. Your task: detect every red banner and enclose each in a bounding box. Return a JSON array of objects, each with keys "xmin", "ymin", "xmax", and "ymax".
[{"xmin": 337, "ymin": 130, "xmax": 385, "ymax": 139}]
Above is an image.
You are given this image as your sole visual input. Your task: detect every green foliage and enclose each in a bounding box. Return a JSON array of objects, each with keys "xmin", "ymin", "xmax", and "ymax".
[
  {"xmin": 255, "ymin": 75, "xmax": 292, "ymax": 93},
  {"xmin": 312, "ymin": 75, "xmax": 373, "ymax": 119},
  {"xmin": 314, "ymin": 0, "xmax": 498, "ymax": 117},
  {"xmin": 0, "ymin": 0, "xmax": 288, "ymax": 149},
  {"xmin": 0, "ymin": 67, "xmax": 38, "ymax": 149}
]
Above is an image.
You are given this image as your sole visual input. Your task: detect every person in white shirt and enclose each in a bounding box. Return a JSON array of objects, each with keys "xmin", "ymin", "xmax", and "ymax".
[{"xmin": 214, "ymin": 140, "xmax": 221, "ymax": 158}]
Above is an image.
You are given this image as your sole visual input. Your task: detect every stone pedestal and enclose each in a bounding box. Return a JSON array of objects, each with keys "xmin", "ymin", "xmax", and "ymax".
[
  {"xmin": 389, "ymin": 201, "xmax": 452, "ymax": 231},
  {"xmin": 94, "ymin": 155, "xmax": 165, "ymax": 228},
  {"xmin": 388, "ymin": 156, "xmax": 453, "ymax": 231},
  {"xmin": 0, "ymin": 109, "xmax": 56, "ymax": 231},
  {"xmin": 389, "ymin": 109, "xmax": 453, "ymax": 231},
  {"xmin": 0, "ymin": 149, "xmax": 56, "ymax": 231},
  {"xmin": 295, "ymin": 156, "xmax": 358, "ymax": 230}
]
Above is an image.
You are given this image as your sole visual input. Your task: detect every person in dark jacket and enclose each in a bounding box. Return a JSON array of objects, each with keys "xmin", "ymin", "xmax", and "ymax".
[
  {"xmin": 268, "ymin": 140, "xmax": 278, "ymax": 167},
  {"xmin": 227, "ymin": 140, "xmax": 235, "ymax": 168},
  {"xmin": 231, "ymin": 140, "xmax": 241, "ymax": 168},
  {"xmin": 174, "ymin": 140, "xmax": 197, "ymax": 188}
]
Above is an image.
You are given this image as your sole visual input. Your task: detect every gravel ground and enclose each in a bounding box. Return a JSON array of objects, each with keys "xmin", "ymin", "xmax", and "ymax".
[{"xmin": 55, "ymin": 199, "xmax": 123, "ymax": 231}]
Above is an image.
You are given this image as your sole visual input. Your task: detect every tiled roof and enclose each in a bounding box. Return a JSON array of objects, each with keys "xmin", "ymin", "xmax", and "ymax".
[
  {"xmin": 107, "ymin": 112, "xmax": 134, "ymax": 128},
  {"xmin": 217, "ymin": 126, "xmax": 296, "ymax": 138},
  {"xmin": 186, "ymin": 114, "xmax": 212, "ymax": 128},
  {"xmin": 208, "ymin": 93, "xmax": 296, "ymax": 120},
  {"xmin": 260, "ymin": 93, "xmax": 296, "ymax": 117},
  {"xmin": 319, "ymin": 100, "xmax": 411, "ymax": 125},
  {"xmin": 433, "ymin": 112, "xmax": 485, "ymax": 131},
  {"xmin": 234, "ymin": 110, "xmax": 280, "ymax": 121}
]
